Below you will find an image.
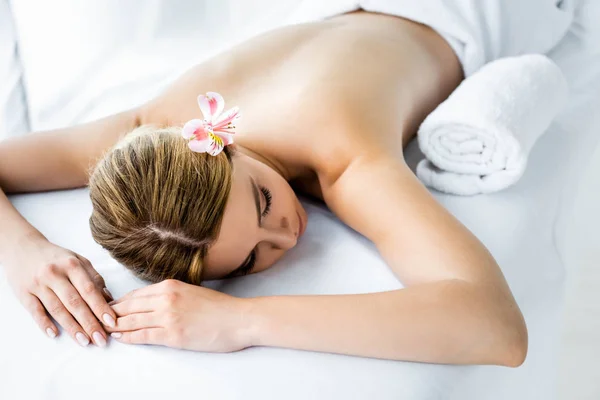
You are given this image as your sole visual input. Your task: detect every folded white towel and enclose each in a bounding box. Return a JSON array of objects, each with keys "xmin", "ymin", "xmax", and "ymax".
[{"xmin": 416, "ymin": 54, "xmax": 568, "ymax": 196}]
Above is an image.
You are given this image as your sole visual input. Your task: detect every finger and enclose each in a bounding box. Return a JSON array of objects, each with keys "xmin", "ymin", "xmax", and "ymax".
[
  {"xmin": 111, "ymin": 282, "xmax": 165, "ymax": 305},
  {"xmin": 21, "ymin": 293, "xmax": 58, "ymax": 339},
  {"xmin": 111, "ymin": 328, "xmax": 168, "ymax": 346},
  {"xmin": 67, "ymin": 263, "xmax": 117, "ymax": 329},
  {"xmin": 76, "ymin": 255, "xmax": 113, "ymax": 301},
  {"xmin": 76, "ymin": 255, "xmax": 106, "ymax": 287},
  {"xmin": 50, "ymin": 277, "xmax": 107, "ymax": 348},
  {"xmin": 102, "ymin": 287, "xmax": 114, "ymax": 302},
  {"xmin": 37, "ymin": 288, "xmax": 91, "ymax": 347},
  {"xmin": 105, "ymin": 298, "xmax": 159, "ymax": 333},
  {"xmin": 112, "ymin": 297, "xmax": 157, "ymax": 317},
  {"xmin": 110, "ymin": 312, "xmax": 162, "ymax": 333}
]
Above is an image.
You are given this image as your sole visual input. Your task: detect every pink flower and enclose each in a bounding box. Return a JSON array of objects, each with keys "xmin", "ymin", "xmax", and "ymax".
[{"xmin": 182, "ymin": 92, "xmax": 241, "ymax": 156}]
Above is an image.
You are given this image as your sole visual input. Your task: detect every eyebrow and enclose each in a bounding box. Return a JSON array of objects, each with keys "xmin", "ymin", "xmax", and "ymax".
[
  {"xmin": 225, "ymin": 176, "xmax": 262, "ymax": 277},
  {"xmin": 250, "ymin": 176, "xmax": 262, "ymax": 229}
]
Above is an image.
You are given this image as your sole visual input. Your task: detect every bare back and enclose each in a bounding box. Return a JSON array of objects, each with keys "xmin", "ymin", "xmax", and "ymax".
[
  {"xmin": 141, "ymin": 11, "xmax": 463, "ymax": 197},
  {"xmin": 0, "ymin": 11, "xmax": 462, "ymax": 196}
]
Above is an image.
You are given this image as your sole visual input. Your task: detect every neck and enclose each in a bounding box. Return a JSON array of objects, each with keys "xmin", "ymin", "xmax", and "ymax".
[{"xmin": 235, "ymin": 144, "xmax": 291, "ymax": 181}]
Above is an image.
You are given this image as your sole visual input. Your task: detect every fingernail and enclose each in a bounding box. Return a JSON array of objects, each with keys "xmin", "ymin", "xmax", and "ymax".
[
  {"xmin": 111, "ymin": 332, "xmax": 122, "ymax": 339},
  {"xmin": 93, "ymin": 331, "xmax": 107, "ymax": 347},
  {"xmin": 103, "ymin": 287, "xmax": 114, "ymax": 300},
  {"xmin": 46, "ymin": 328, "xmax": 56, "ymax": 339},
  {"xmin": 102, "ymin": 313, "xmax": 116, "ymax": 328},
  {"xmin": 76, "ymin": 332, "xmax": 90, "ymax": 347}
]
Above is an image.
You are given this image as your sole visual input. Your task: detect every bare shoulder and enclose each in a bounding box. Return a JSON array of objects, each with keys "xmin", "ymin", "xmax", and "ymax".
[{"xmin": 320, "ymin": 152, "xmax": 504, "ymax": 288}]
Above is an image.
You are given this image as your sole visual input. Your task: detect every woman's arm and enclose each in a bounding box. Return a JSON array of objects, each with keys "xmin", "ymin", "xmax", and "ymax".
[
  {"xmin": 253, "ymin": 153, "xmax": 526, "ymax": 366},
  {"xmin": 0, "ymin": 107, "xmax": 141, "ymax": 249},
  {"xmin": 0, "ymin": 109, "xmax": 140, "ymax": 194},
  {"xmin": 0, "ymin": 109, "xmax": 140, "ymax": 346},
  {"xmin": 249, "ymin": 154, "xmax": 526, "ymax": 366},
  {"xmin": 248, "ymin": 281, "xmax": 524, "ymax": 366}
]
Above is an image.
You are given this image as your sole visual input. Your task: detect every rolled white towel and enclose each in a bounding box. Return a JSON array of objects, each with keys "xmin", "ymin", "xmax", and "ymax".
[{"xmin": 416, "ymin": 54, "xmax": 568, "ymax": 196}]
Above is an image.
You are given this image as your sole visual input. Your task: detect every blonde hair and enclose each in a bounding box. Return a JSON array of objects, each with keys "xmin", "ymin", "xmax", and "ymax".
[{"xmin": 88, "ymin": 125, "xmax": 234, "ymax": 284}]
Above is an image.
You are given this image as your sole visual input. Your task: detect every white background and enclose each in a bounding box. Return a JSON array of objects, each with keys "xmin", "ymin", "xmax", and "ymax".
[{"xmin": 559, "ymin": 144, "xmax": 600, "ymax": 399}]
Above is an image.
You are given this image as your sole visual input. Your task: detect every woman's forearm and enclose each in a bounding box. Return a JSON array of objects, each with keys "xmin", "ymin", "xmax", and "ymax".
[
  {"xmin": 0, "ymin": 187, "xmax": 46, "ymax": 262},
  {"xmin": 246, "ymin": 280, "xmax": 527, "ymax": 367},
  {"xmin": 0, "ymin": 109, "xmax": 140, "ymax": 194}
]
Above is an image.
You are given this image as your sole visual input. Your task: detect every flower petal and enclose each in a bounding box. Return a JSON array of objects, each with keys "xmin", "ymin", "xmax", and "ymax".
[
  {"xmin": 213, "ymin": 106, "xmax": 241, "ymax": 130},
  {"xmin": 188, "ymin": 139, "xmax": 209, "ymax": 153},
  {"xmin": 214, "ymin": 132, "xmax": 234, "ymax": 146},
  {"xmin": 198, "ymin": 93, "xmax": 224, "ymax": 122},
  {"xmin": 206, "ymin": 131, "xmax": 225, "ymax": 156},
  {"xmin": 206, "ymin": 92, "xmax": 225, "ymax": 118},
  {"xmin": 182, "ymin": 119, "xmax": 207, "ymax": 140}
]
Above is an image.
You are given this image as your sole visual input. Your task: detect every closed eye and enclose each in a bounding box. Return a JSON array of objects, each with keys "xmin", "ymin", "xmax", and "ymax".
[
  {"xmin": 260, "ymin": 186, "xmax": 272, "ymax": 217},
  {"xmin": 226, "ymin": 181, "xmax": 272, "ymax": 279}
]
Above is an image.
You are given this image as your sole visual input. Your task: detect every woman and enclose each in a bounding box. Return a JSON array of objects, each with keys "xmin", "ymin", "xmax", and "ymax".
[{"xmin": 0, "ymin": 9, "xmax": 532, "ymax": 366}]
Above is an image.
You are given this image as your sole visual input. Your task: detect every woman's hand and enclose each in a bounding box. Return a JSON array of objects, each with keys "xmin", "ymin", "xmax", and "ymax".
[
  {"xmin": 106, "ymin": 279, "xmax": 253, "ymax": 352},
  {"xmin": 3, "ymin": 235, "xmax": 117, "ymax": 347}
]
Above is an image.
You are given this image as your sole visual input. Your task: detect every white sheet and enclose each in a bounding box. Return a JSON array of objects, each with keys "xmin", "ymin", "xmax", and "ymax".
[
  {"xmin": 0, "ymin": 0, "xmax": 29, "ymax": 139},
  {"xmin": 8, "ymin": 0, "xmax": 303, "ymax": 132},
  {"xmin": 1, "ymin": 1, "xmax": 600, "ymax": 399},
  {"xmin": 288, "ymin": 0, "xmax": 578, "ymax": 77}
]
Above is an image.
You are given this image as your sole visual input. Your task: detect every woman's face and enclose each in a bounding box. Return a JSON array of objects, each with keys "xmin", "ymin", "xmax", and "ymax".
[{"xmin": 202, "ymin": 152, "xmax": 308, "ymax": 280}]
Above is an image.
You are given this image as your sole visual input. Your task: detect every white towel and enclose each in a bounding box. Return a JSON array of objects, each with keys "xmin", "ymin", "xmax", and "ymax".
[{"xmin": 416, "ymin": 54, "xmax": 568, "ymax": 196}]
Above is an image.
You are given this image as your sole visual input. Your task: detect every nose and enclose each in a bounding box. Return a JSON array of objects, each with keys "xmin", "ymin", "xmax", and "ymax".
[{"xmin": 260, "ymin": 218, "xmax": 297, "ymax": 251}]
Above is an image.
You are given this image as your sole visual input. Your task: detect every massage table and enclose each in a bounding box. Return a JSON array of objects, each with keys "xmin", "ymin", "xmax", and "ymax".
[{"xmin": 1, "ymin": 1, "xmax": 599, "ymax": 399}]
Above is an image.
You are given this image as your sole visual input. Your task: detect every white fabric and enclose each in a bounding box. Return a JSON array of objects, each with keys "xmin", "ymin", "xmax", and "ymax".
[
  {"xmin": 1, "ymin": 1, "xmax": 600, "ymax": 400},
  {"xmin": 8, "ymin": 0, "xmax": 301, "ymax": 132},
  {"xmin": 416, "ymin": 54, "xmax": 568, "ymax": 196},
  {"xmin": 287, "ymin": 0, "xmax": 577, "ymax": 77},
  {"xmin": 0, "ymin": 0, "xmax": 29, "ymax": 139}
]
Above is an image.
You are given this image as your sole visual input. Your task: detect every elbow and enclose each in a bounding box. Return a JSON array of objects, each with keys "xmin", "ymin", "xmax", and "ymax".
[
  {"xmin": 496, "ymin": 307, "xmax": 529, "ymax": 368},
  {"xmin": 472, "ymin": 282, "xmax": 529, "ymax": 368},
  {"xmin": 506, "ymin": 321, "xmax": 528, "ymax": 368},
  {"xmin": 499, "ymin": 328, "xmax": 528, "ymax": 368}
]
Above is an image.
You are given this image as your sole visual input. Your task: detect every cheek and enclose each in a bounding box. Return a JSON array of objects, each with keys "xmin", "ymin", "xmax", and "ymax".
[
  {"xmin": 275, "ymin": 181, "xmax": 299, "ymax": 211},
  {"xmin": 257, "ymin": 250, "xmax": 287, "ymax": 272}
]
